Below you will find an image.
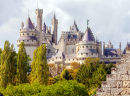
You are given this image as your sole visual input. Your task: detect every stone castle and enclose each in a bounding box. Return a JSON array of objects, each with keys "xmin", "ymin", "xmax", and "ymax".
[{"xmin": 17, "ymin": 8, "xmax": 122, "ymax": 67}]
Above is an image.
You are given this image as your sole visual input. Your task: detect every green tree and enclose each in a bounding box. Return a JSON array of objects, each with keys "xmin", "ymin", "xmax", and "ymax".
[
  {"xmin": 31, "ymin": 44, "xmax": 49, "ymax": 85},
  {"xmin": 0, "ymin": 41, "xmax": 16, "ymax": 88},
  {"xmin": 76, "ymin": 64, "xmax": 89, "ymax": 85},
  {"xmin": 17, "ymin": 42, "xmax": 28, "ymax": 85},
  {"xmin": 61, "ymin": 69, "xmax": 72, "ymax": 80}
]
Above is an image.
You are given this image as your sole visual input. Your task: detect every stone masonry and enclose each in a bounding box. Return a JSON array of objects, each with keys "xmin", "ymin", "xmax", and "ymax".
[{"xmin": 95, "ymin": 52, "xmax": 130, "ymax": 96}]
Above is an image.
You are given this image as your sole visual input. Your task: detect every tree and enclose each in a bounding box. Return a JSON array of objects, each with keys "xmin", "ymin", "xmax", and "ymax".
[
  {"xmin": 71, "ymin": 62, "xmax": 80, "ymax": 69},
  {"xmin": 17, "ymin": 42, "xmax": 28, "ymax": 85},
  {"xmin": 0, "ymin": 41, "xmax": 16, "ymax": 88},
  {"xmin": 61, "ymin": 69, "xmax": 72, "ymax": 80},
  {"xmin": 76, "ymin": 64, "xmax": 89, "ymax": 85},
  {"xmin": 31, "ymin": 44, "xmax": 49, "ymax": 85}
]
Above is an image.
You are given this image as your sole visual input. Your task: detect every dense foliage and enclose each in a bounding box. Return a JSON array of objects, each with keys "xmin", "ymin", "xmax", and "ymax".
[
  {"xmin": 0, "ymin": 80, "xmax": 89, "ymax": 96},
  {"xmin": 31, "ymin": 44, "xmax": 49, "ymax": 85},
  {"xmin": 17, "ymin": 42, "xmax": 28, "ymax": 85},
  {"xmin": 0, "ymin": 41, "xmax": 16, "ymax": 88},
  {"xmin": 0, "ymin": 41, "xmax": 114, "ymax": 96}
]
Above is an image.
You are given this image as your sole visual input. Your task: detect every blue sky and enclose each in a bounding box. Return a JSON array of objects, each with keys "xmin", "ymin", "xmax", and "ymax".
[{"xmin": 0, "ymin": 0, "xmax": 130, "ymax": 52}]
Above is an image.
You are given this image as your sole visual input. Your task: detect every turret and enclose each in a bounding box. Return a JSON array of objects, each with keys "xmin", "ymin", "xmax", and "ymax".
[
  {"xmin": 36, "ymin": 8, "xmax": 43, "ymax": 45},
  {"xmin": 119, "ymin": 42, "xmax": 121, "ymax": 55},
  {"xmin": 51, "ymin": 14, "xmax": 58, "ymax": 45},
  {"xmin": 103, "ymin": 42, "xmax": 105, "ymax": 55}
]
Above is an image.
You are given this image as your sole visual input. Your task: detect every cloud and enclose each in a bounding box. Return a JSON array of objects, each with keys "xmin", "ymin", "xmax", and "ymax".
[{"xmin": 0, "ymin": 0, "xmax": 130, "ymax": 52}]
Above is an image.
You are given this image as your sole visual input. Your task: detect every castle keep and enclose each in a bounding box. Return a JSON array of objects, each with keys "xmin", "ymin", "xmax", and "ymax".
[{"xmin": 17, "ymin": 8, "xmax": 122, "ymax": 66}]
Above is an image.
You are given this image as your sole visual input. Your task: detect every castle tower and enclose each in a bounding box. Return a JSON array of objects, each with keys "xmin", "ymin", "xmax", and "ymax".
[
  {"xmin": 119, "ymin": 42, "xmax": 121, "ymax": 55},
  {"xmin": 36, "ymin": 8, "xmax": 43, "ymax": 45},
  {"xmin": 103, "ymin": 42, "xmax": 105, "ymax": 55},
  {"xmin": 43, "ymin": 21, "xmax": 46, "ymax": 34},
  {"xmin": 51, "ymin": 14, "xmax": 58, "ymax": 45},
  {"xmin": 17, "ymin": 17, "xmax": 38, "ymax": 61}
]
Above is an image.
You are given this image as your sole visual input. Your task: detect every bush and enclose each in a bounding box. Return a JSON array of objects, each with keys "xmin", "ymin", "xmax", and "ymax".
[{"xmin": 0, "ymin": 80, "xmax": 89, "ymax": 96}]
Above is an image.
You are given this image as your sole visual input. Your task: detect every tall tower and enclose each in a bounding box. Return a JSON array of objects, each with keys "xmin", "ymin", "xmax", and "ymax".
[
  {"xmin": 36, "ymin": 8, "xmax": 43, "ymax": 46},
  {"xmin": 51, "ymin": 14, "xmax": 58, "ymax": 45},
  {"xmin": 119, "ymin": 42, "xmax": 121, "ymax": 55}
]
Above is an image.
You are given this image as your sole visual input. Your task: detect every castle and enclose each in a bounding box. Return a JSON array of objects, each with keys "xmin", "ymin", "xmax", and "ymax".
[{"xmin": 17, "ymin": 8, "xmax": 122, "ymax": 67}]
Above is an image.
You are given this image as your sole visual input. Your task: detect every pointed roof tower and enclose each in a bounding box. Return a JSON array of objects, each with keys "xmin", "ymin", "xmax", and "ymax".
[
  {"xmin": 70, "ymin": 20, "xmax": 79, "ymax": 32},
  {"xmin": 24, "ymin": 17, "xmax": 34, "ymax": 29},
  {"xmin": 43, "ymin": 18, "xmax": 46, "ymax": 34},
  {"xmin": 82, "ymin": 27, "xmax": 95, "ymax": 42}
]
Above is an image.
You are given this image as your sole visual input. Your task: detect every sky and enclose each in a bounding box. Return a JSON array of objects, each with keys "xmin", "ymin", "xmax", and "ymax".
[{"xmin": 0, "ymin": 0, "xmax": 130, "ymax": 52}]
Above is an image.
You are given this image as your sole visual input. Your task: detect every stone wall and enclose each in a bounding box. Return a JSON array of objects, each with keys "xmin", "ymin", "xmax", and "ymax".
[{"xmin": 95, "ymin": 53, "xmax": 130, "ymax": 96}]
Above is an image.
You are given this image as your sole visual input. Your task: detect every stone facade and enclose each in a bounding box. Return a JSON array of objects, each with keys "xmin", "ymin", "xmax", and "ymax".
[{"xmin": 95, "ymin": 49, "xmax": 130, "ymax": 96}]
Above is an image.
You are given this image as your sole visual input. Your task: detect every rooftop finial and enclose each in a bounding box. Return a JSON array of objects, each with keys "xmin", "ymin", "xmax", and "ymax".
[{"xmin": 87, "ymin": 19, "xmax": 90, "ymax": 28}]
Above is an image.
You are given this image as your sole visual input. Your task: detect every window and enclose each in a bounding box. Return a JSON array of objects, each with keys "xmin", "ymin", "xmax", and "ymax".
[
  {"xmin": 32, "ymin": 40, "xmax": 33, "ymax": 42},
  {"xmin": 60, "ymin": 57, "xmax": 61, "ymax": 59},
  {"xmin": 72, "ymin": 49, "xmax": 74, "ymax": 53},
  {"xmin": 91, "ymin": 53, "xmax": 93, "ymax": 55},
  {"xmin": 86, "ymin": 53, "xmax": 88, "ymax": 55},
  {"xmin": 83, "ymin": 46, "xmax": 84, "ymax": 48},
  {"xmin": 86, "ymin": 46, "xmax": 88, "ymax": 48},
  {"xmin": 56, "ymin": 57, "xmax": 57, "ymax": 59},
  {"xmin": 27, "ymin": 33, "xmax": 29, "ymax": 35},
  {"xmin": 90, "ymin": 46, "xmax": 92, "ymax": 48},
  {"xmin": 81, "ymin": 53, "xmax": 83, "ymax": 55},
  {"xmin": 45, "ymin": 38, "xmax": 46, "ymax": 41},
  {"xmin": 23, "ymin": 33, "xmax": 24, "ymax": 35},
  {"xmin": 32, "ymin": 33, "xmax": 33, "ymax": 35},
  {"xmin": 48, "ymin": 49, "xmax": 51, "ymax": 54},
  {"xmin": 27, "ymin": 40, "xmax": 29, "ymax": 42}
]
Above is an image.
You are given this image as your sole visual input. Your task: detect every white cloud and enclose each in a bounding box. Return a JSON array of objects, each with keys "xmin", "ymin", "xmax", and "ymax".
[{"xmin": 0, "ymin": 0, "xmax": 130, "ymax": 51}]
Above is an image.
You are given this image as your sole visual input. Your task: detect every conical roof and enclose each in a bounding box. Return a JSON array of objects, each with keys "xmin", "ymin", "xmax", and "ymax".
[
  {"xmin": 24, "ymin": 17, "xmax": 34, "ymax": 29},
  {"xmin": 82, "ymin": 27, "xmax": 95, "ymax": 42},
  {"xmin": 43, "ymin": 22, "xmax": 46, "ymax": 34},
  {"xmin": 71, "ymin": 21, "xmax": 79, "ymax": 32}
]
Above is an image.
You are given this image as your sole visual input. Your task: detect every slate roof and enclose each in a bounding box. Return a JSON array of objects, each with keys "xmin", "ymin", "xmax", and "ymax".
[
  {"xmin": 67, "ymin": 35, "xmax": 77, "ymax": 39},
  {"xmin": 82, "ymin": 27, "xmax": 95, "ymax": 42},
  {"xmin": 78, "ymin": 49, "xmax": 97, "ymax": 53},
  {"xmin": 24, "ymin": 17, "xmax": 34, "ymax": 29},
  {"xmin": 18, "ymin": 36, "xmax": 37, "ymax": 40},
  {"xmin": 104, "ymin": 48, "xmax": 118, "ymax": 56},
  {"xmin": 70, "ymin": 21, "xmax": 79, "ymax": 32}
]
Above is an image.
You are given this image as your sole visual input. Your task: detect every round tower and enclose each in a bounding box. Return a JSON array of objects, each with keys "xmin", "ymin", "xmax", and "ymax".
[
  {"xmin": 17, "ymin": 17, "xmax": 38, "ymax": 61},
  {"xmin": 77, "ymin": 27, "xmax": 98, "ymax": 64}
]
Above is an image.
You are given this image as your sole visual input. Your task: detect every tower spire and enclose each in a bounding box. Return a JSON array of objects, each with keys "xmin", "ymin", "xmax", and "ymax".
[{"xmin": 87, "ymin": 19, "xmax": 90, "ymax": 28}]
